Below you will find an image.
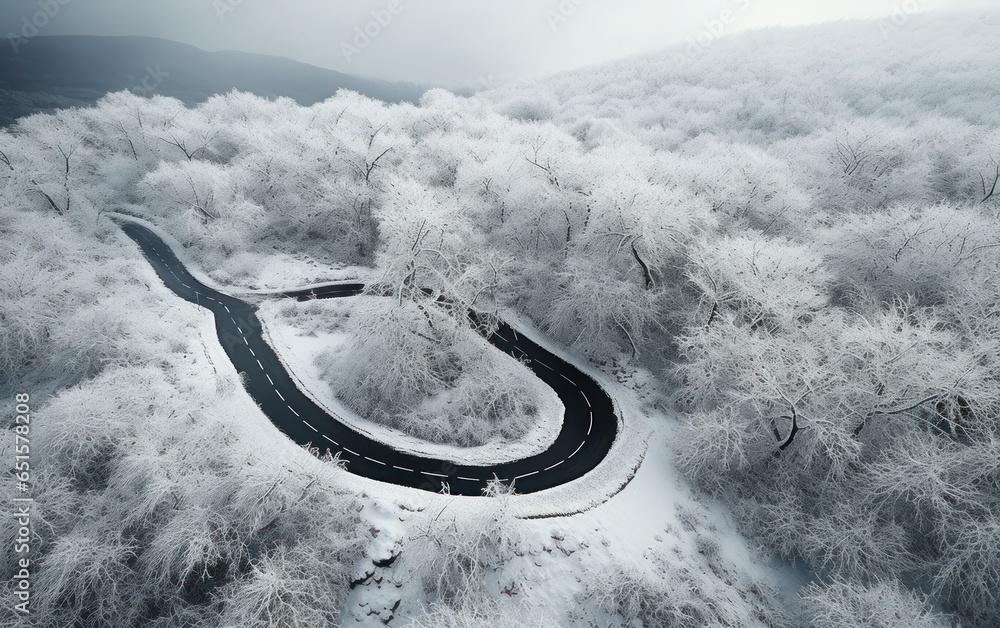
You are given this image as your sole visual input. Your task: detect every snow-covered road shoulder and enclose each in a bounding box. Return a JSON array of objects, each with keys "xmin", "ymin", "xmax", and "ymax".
[{"xmin": 255, "ymin": 297, "xmax": 565, "ymax": 466}]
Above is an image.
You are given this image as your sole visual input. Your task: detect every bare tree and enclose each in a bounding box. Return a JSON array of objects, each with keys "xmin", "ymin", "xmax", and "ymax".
[
  {"xmin": 157, "ymin": 131, "xmax": 215, "ymax": 161},
  {"xmin": 836, "ymin": 134, "xmax": 871, "ymax": 176},
  {"xmin": 801, "ymin": 578, "xmax": 945, "ymax": 628},
  {"xmin": 114, "ymin": 121, "xmax": 139, "ymax": 161},
  {"xmin": 408, "ymin": 479, "xmax": 522, "ymax": 607}
]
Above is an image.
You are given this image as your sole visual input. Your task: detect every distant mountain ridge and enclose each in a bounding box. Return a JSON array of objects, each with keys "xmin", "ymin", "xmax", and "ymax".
[{"xmin": 0, "ymin": 35, "xmax": 427, "ymax": 126}]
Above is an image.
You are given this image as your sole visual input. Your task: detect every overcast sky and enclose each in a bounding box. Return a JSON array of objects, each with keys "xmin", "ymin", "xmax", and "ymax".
[{"xmin": 1, "ymin": 0, "xmax": 993, "ymax": 86}]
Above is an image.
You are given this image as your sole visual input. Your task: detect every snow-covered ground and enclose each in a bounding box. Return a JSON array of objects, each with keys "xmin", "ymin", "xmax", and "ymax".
[
  {"xmin": 157, "ymin": 234, "xmax": 793, "ymax": 623},
  {"xmin": 256, "ymin": 296, "xmax": 564, "ymax": 465},
  {"xmin": 113, "ymin": 209, "xmax": 803, "ymax": 626},
  {"xmin": 343, "ymin": 411, "xmax": 804, "ymax": 625},
  {"xmin": 175, "ymin": 268, "xmax": 784, "ymax": 626},
  {"xmin": 109, "ymin": 211, "xmax": 370, "ymax": 295}
]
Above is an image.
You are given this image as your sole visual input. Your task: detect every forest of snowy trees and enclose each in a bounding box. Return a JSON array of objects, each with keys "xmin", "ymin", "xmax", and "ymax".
[{"xmin": 3, "ymin": 11, "xmax": 1000, "ymax": 626}]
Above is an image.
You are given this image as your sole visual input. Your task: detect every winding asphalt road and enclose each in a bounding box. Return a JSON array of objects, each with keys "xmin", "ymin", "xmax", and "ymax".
[{"xmin": 119, "ymin": 220, "xmax": 618, "ymax": 496}]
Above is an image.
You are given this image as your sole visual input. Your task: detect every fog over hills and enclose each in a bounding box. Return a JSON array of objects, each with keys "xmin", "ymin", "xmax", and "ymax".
[
  {"xmin": 0, "ymin": 35, "xmax": 427, "ymax": 126},
  {"xmin": 5, "ymin": 11, "xmax": 1000, "ymax": 627}
]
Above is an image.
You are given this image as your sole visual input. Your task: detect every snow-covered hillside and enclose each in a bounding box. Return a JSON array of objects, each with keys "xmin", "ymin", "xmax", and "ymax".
[{"xmin": 3, "ymin": 11, "xmax": 999, "ymax": 627}]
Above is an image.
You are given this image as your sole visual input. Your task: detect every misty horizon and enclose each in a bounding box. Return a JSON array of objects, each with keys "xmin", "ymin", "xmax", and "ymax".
[
  {"xmin": 1, "ymin": 0, "xmax": 995, "ymax": 87},
  {"xmin": 4, "ymin": 4, "xmax": 1000, "ymax": 627}
]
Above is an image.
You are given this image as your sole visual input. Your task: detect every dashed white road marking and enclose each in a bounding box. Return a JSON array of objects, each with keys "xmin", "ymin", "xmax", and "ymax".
[{"xmin": 130, "ymin": 225, "xmax": 616, "ymax": 495}]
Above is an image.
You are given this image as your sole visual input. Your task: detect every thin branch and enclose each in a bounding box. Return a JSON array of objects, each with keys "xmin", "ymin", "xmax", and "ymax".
[
  {"xmin": 853, "ymin": 394, "xmax": 941, "ymax": 436},
  {"xmin": 980, "ymin": 163, "xmax": 999, "ymax": 203},
  {"xmin": 363, "ymin": 148, "xmax": 392, "ymax": 183},
  {"xmin": 777, "ymin": 407, "xmax": 800, "ymax": 452},
  {"xmin": 774, "ymin": 391, "xmax": 811, "ymax": 454},
  {"xmin": 836, "ymin": 135, "xmax": 871, "ymax": 176},
  {"xmin": 872, "ymin": 394, "xmax": 943, "ymax": 418},
  {"xmin": 157, "ymin": 132, "xmax": 214, "ymax": 161},
  {"xmin": 37, "ymin": 188, "xmax": 65, "ymax": 214},
  {"xmin": 631, "ymin": 241, "xmax": 654, "ymax": 290},
  {"xmin": 893, "ymin": 224, "xmax": 932, "ymax": 262},
  {"xmin": 366, "ymin": 122, "xmax": 386, "ymax": 150},
  {"xmin": 524, "ymin": 156, "xmax": 560, "ymax": 189},
  {"xmin": 617, "ymin": 320, "xmax": 639, "ymax": 359},
  {"xmin": 115, "ymin": 122, "xmax": 138, "ymax": 161},
  {"xmin": 706, "ymin": 302, "xmax": 719, "ymax": 329}
]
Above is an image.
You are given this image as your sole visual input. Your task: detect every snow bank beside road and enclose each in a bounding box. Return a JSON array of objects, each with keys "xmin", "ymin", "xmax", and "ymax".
[{"xmin": 257, "ymin": 297, "xmax": 564, "ymax": 466}]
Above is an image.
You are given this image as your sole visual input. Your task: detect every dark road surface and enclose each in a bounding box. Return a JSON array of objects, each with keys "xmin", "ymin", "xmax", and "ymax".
[{"xmin": 120, "ymin": 220, "xmax": 618, "ymax": 496}]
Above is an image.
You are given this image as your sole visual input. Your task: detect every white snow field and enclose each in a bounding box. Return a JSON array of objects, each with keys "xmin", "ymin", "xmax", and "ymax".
[{"xmin": 4, "ymin": 10, "xmax": 999, "ymax": 626}]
